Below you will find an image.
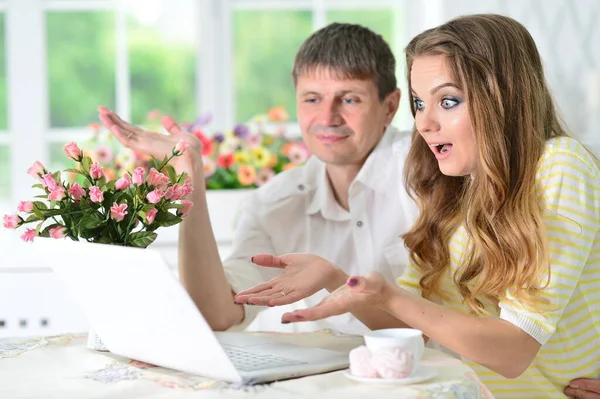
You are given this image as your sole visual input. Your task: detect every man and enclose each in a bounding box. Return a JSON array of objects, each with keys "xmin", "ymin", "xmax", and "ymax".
[{"xmin": 99, "ymin": 22, "xmax": 416, "ymax": 335}]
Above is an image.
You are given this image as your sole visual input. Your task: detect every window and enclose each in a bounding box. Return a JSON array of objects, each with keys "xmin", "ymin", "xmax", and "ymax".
[
  {"xmin": 233, "ymin": 10, "xmax": 312, "ymax": 123},
  {"xmin": 2, "ymin": 0, "xmax": 412, "ymax": 206},
  {"xmin": 128, "ymin": 3, "xmax": 198, "ymax": 125},
  {"xmin": 47, "ymin": 12, "xmax": 116, "ymax": 128}
]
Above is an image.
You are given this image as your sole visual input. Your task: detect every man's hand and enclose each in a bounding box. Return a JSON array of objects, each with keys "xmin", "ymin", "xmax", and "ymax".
[
  {"xmin": 233, "ymin": 253, "xmax": 345, "ymax": 307},
  {"xmin": 280, "ymin": 272, "xmax": 394, "ymax": 324},
  {"xmin": 565, "ymin": 379, "xmax": 600, "ymax": 399},
  {"xmin": 97, "ymin": 106, "xmax": 203, "ymax": 175}
]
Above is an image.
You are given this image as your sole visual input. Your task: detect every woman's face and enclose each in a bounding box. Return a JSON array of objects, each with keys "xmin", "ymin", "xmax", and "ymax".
[{"xmin": 410, "ymin": 55, "xmax": 478, "ymax": 177}]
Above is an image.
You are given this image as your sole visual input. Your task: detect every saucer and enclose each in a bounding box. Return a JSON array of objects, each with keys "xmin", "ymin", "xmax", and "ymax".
[{"xmin": 344, "ymin": 365, "xmax": 438, "ymax": 385}]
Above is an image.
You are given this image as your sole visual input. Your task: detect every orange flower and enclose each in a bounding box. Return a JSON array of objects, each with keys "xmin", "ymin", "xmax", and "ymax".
[
  {"xmin": 282, "ymin": 163, "xmax": 297, "ymax": 171},
  {"xmin": 237, "ymin": 165, "xmax": 257, "ymax": 186},
  {"xmin": 267, "ymin": 106, "xmax": 289, "ymax": 122}
]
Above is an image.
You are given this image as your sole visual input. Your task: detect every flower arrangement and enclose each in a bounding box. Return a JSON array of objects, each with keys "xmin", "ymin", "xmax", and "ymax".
[
  {"xmin": 2, "ymin": 141, "xmax": 194, "ymax": 247},
  {"xmin": 170, "ymin": 106, "xmax": 310, "ymax": 189}
]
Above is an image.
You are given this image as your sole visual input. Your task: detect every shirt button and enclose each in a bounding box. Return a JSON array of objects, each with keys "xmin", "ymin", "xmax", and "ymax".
[
  {"xmin": 356, "ymin": 221, "xmax": 363, "ymax": 227},
  {"xmin": 298, "ymin": 184, "xmax": 305, "ymax": 191}
]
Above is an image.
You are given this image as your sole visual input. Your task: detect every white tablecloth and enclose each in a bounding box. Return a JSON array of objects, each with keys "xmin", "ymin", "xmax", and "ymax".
[{"xmin": 0, "ymin": 330, "xmax": 494, "ymax": 399}]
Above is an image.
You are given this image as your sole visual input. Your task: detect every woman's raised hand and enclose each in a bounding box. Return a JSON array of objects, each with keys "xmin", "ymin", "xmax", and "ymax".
[{"xmin": 280, "ymin": 272, "xmax": 393, "ymax": 323}]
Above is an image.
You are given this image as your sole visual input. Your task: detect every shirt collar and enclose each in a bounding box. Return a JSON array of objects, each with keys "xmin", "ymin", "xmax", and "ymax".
[{"xmin": 304, "ymin": 125, "xmax": 400, "ymax": 220}]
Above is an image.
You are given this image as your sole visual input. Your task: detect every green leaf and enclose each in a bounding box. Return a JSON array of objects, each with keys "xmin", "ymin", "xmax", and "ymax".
[
  {"xmin": 83, "ymin": 213, "xmax": 105, "ymax": 229},
  {"xmin": 32, "ymin": 183, "xmax": 45, "ymax": 190},
  {"xmin": 33, "ymin": 201, "xmax": 48, "ymax": 210},
  {"xmin": 126, "ymin": 231, "xmax": 157, "ymax": 248},
  {"xmin": 25, "ymin": 214, "xmax": 43, "ymax": 223},
  {"xmin": 165, "ymin": 165, "xmax": 177, "ymax": 183},
  {"xmin": 81, "ymin": 156, "xmax": 92, "ymax": 174},
  {"xmin": 154, "ymin": 210, "xmax": 182, "ymax": 227}
]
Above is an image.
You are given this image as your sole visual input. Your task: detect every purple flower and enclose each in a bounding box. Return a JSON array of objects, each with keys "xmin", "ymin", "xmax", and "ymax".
[
  {"xmin": 190, "ymin": 112, "xmax": 213, "ymax": 130},
  {"xmin": 233, "ymin": 124, "xmax": 249, "ymax": 139},
  {"xmin": 213, "ymin": 132, "xmax": 225, "ymax": 143}
]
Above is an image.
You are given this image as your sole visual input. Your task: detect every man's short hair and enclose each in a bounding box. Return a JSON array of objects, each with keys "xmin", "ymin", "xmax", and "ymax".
[{"xmin": 292, "ymin": 23, "xmax": 397, "ymax": 100}]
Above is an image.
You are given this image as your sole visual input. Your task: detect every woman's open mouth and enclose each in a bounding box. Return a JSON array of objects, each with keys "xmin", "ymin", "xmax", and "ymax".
[{"xmin": 430, "ymin": 143, "xmax": 453, "ymax": 160}]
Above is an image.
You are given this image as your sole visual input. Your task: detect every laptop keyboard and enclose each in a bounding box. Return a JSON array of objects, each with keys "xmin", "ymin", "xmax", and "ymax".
[{"xmin": 222, "ymin": 344, "xmax": 308, "ymax": 372}]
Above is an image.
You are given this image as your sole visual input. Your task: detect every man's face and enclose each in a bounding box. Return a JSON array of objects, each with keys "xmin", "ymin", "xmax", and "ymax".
[{"xmin": 296, "ymin": 68, "xmax": 399, "ymax": 167}]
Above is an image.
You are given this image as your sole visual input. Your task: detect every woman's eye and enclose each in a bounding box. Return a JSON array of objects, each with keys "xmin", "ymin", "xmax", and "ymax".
[
  {"xmin": 441, "ymin": 98, "xmax": 459, "ymax": 109},
  {"xmin": 413, "ymin": 99, "xmax": 424, "ymax": 110}
]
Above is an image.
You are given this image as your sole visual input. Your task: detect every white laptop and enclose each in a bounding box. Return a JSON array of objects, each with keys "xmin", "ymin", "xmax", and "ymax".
[{"xmin": 36, "ymin": 238, "xmax": 349, "ymax": 384}]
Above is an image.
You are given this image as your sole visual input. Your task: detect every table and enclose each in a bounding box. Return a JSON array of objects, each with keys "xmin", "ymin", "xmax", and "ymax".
[{"xmin": 0, "ymin": 330, "xmax": 494, "ymax": 399}]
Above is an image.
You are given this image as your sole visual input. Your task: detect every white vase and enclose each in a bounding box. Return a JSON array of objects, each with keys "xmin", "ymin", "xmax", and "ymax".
[{"xmin": 86, "ymin": 329, "xmax": 108, "ymax": 351}]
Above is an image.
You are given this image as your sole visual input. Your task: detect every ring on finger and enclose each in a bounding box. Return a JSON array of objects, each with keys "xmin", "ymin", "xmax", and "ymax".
[{"xmin": 279, "ymin": 291, "xmax": 286, "ymax": 297}]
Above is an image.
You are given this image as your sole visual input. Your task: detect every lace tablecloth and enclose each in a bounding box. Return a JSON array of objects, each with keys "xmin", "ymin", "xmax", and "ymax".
[{"xmin": 0, "ymin": 330, "xmax": 493, "ymax": 399}]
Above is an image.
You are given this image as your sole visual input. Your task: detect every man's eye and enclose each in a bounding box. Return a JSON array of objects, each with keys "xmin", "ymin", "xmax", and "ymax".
[
  {"xmin": 343, "ymin": 98, "xmax": 358, "ymax": 104},
  {"xmin": 304, "ymin": 98, "xmax": 318, "ymax": 103}
]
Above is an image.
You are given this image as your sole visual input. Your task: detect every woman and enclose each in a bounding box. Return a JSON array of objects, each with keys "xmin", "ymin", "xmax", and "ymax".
[{"xmin": 235, "ymin": 14, "xmax": 600, "ymax": 398}]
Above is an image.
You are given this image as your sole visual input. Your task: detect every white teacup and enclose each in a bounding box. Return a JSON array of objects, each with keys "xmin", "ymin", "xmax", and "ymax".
[{"xmin": 363, "ymin": 328, "xmax": 425, "ymax": 375}]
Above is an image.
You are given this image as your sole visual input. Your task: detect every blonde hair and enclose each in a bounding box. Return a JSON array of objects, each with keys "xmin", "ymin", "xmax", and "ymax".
[{"xmin": 402, "ymin": 14, "xmax": 568, "ymax": 314}]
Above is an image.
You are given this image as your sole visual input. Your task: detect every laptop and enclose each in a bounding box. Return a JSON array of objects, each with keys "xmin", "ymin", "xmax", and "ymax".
[{"xmin": 36, "ymin": 238, "xmax": 349, "ymax": 384}]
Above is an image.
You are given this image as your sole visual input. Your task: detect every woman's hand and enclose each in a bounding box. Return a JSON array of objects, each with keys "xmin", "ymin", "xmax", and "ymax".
[
  {"xmin": 280, "ymin": 272, "xmax": 395, "ymax": 323},
  {"xmin": 234, "ymin": 253, "xmax": 346, "ymax": 307},
  {"xmin": 97, "ymin": 106, "xmax": 203, "ymax": 175}
]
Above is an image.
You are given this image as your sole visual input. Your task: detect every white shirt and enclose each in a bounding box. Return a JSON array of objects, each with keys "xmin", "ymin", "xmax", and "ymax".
[{"xmin": 223, "ymin": 126, "xmax": 419, "ymax": 335}]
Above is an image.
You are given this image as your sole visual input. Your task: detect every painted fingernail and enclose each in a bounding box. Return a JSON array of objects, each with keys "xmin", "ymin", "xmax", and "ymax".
[
  {"xmin": 348, "ymin": 277, "xmax": 358, "ymax": 287},
  {"xmin": 233, "ymin": 301, "xmax": 241, "ymax": 305},
  {"xmin": 281, "ymin": 320, "xmax": 290, "ymax": 324},
  {"xmin": 250, "ymin": 256, "xmax": 255, "ymax": 263},
  {"xmin": 570, "ymin": 383, "xmax": 579, "ymax": 389}
]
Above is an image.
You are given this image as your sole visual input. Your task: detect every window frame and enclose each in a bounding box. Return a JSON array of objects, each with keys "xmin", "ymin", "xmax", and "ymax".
[{"xmin": 1, "ymin": 0, "xmax": 443, "ymax": 210}]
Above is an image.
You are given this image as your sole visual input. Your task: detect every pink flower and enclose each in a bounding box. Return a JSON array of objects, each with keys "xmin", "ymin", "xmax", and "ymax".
[
  {"xmin": 256, "ymin": 168, "xmax": 275, "ymax": 186},
  {"xmin": 146, "ymin": 168, "xmax": 169, "ymax": 190},
  {"xmin": 146, "ymin": 189, "xmax": 164, "ymax": 204},
  {"xmin": 179, "ymin": 183, "xmax": 194, "ymax": 198},
  {"xmin": 41, "ymin": 173, "xmax": 58, "ymax": 190},
  {"xmin": 178, "ymin": 200, "xmax": 193, "ymax": 216},
  {"xmin": 3, "ymin": 214, "xmax": 20, "ymax": 229},
  {"xmin": 21, "ymin": 228, "xmax": 36, "ymax": 243},
  {"xmin": 67, "ymin": 183, "xmax": 86, "ymax": 201},
  {"xmin": 115, "ymin": 174, "xmax": 132, "ymax": 191},
  {"xmin": 27, "ymin": 161, "xmax": 45, "ymax": 179},
  {"xmin": 175, "ymin": 139, "xmax": 190, "ymax": 155},
  {"xmin": 110, "ymin": 202, "xmax": 128, "ymax": 222},
  {"xmin": 164, "ymin": 185, "xmax": 177, "ymax": 200},
  {"xmin": 146, "ymin": 208, "xmax": 158, "ymax": 224},
  {"xmin": 89, "ymin": 186, "xmax": 104, "ymax": 203},
  {"xmin": 95, "ymin": 146, "xmax": 114, "ymax": 164},
  {"xmin": 90, "ymin": 162, "xmax": 104, "ymax": 180},
  {"xmin": 49, "ymin": 226, "xmax": 66, "ymax": 239},
  {"xmin": 48, "ymin": 187, "xmax": 66, "ymax": 201},
  {"xmin": 287, "ymin": 144, "xmax": 309, "ymax": 165},
  {"xmin": 17, "ymin": 201, "xmax": 34, "ymax": 213},
  {"xmin": 63, "ymin": 142, "xmax": 82, "ymax": 161},
  {"xmin": 133, "ymin": 167, "xmax": 145, "ymax": 185}
]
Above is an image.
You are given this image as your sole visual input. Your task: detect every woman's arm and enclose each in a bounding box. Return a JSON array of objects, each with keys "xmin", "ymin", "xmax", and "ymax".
[
  {"xmin": 382, "ymin": 288, "xmax": 540, "ymax": 378},
  {"xmin": 283, "ymin": 273, "xmax": 539, "ymax": 379}
]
